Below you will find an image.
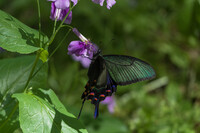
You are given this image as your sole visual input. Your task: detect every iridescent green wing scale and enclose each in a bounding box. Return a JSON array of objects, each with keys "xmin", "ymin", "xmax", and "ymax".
[{"xmin": 103, "ymin": 55, "xmax": 156, "ymax": 85}]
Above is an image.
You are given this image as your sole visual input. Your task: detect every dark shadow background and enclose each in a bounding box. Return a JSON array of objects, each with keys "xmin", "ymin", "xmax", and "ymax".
[{"xmin": 1, "ymin": 0, "xmax": 200, "ymax": 132}]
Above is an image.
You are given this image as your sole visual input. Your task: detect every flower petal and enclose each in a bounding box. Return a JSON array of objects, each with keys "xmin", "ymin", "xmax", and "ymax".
[
  {"xmin": 61, "ymin": 8, "xmax": 72, "ymax": 24},
  {"xmin": 92, "ymin": 0, "xmax": 116, "ymax": 9},
  {"xmin": 101, "ymin": 96, "xmax": 115, "ymax": 113},
  {"xmin": 72, "ymin": 55, "xmax": 92, "ymax": 68},
  {"xmin": 68, "ymin": 41, "xmax": 84, "ymax": 55},
  {"xmin": 50, "ymin": 2, "xmax": 56, "ymax": 19},
  {"xmin": 92, "ymin": 0, "xmax": 104, "ymax": 6},
  {"xmin": 55, "ymin": 0, "xmax": 70, "ymax": 9},
  {"xmin": 71, "ymin": 0, "xmax": 78, "ymax": 6},
  {"xmin": 106, "ymin": 0, "xmax": 116, "ymax": 9},
  {"xmin": 101, "ymin": 96, "xmax": 112, "ymax": 104},
  {"xmin": 107, "ymin": 100, "xmax": 115, "ymax": 113},
  {"xmin": 80, "ymin": 56, "xmax": 92, "ymax": 68}
]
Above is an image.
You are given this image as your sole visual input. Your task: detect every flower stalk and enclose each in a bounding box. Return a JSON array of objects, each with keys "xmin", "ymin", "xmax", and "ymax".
[
  {"xmin": 36, "ymin": 0, "xmax": 42, "ymax": 47},
  {"xmin": 53, "ymin": 17, "xmax": 58, "ymax": 35},
  {"xmin": 24, "ymin": 52, "xmax": 41, "ymax": 93},
  {"xmin": 46, "ymin": 5, "xmax": 74, "ymax": 47},
  {"xmin": 30, "ymin": 29, "xmax": 72, "ymax": 83}
]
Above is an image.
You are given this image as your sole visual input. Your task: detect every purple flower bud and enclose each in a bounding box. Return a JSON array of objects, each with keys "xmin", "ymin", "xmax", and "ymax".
[
  {"xmin": 101, "ymin": 96, "xmax": 116, "ymax": 113},
  {"xmin": 92, "ymin": 0, "xmax": 116, "ymax": 9},
  {"xmin": 72, "ymin": 28, "xmax": 88, "ymax": 42},
  {"xmin": 68, "ymin": 29, "xmax": 98, "ymax": 68}
]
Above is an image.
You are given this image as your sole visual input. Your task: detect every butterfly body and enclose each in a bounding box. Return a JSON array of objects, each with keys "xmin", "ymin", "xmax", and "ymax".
[{"xmin": 78, "ymin": 52, "xmax": 156, "ymax": 119}]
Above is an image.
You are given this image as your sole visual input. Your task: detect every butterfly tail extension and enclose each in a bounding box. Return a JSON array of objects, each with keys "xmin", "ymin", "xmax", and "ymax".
[{"xmin": 94, "ymin": 100, "xmax": 100, "ymax": 118}]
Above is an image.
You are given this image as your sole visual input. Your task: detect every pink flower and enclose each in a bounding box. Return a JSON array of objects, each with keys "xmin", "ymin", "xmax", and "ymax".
[
  {"xmin": 48, "ymin": 0, "xmax": 77, "ymax": 24},
  {"xmin": 101, "ymin": 96, "xmax": 116, "ymax": 113},
  {"xmin": 92, "ymin": 0, "xmax": 116, "ymax": 9},
  {"xmin": 68, "ymin": 28, "xmax": 98, "ymax": 67}
]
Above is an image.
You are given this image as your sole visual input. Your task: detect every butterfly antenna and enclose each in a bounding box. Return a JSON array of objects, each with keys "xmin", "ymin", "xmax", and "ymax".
[{"xmin": 77, "ymin": 98, "xmax": 86, "ymax": 119}]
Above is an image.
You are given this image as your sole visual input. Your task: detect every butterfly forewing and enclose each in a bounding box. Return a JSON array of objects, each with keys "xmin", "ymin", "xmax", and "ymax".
[
  {"xmin": 87, "ymin": 55, "xmax": 107, "ymax": 87},
  {"xmin": 103, "ymin": 55, "xmax": 156, "ymax": 85}
]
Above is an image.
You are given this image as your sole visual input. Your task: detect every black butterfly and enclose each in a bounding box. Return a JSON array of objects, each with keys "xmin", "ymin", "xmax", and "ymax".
[{"xmin": 78, "ymin": 50, "xmax": 156, "ymax": 119}]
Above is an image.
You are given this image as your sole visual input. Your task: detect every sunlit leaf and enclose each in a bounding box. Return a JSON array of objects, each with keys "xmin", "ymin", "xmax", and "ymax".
[
  {"xmin": 0, "ymin": 56, "xmax": 48, "ymax": 132},
  {"xmin": 13, "ymin": 89, "xmax": 88, "ymax": 133},
  {"xmin": 0, "ymin": 10, "xmax": 48, "ymax": 54}
]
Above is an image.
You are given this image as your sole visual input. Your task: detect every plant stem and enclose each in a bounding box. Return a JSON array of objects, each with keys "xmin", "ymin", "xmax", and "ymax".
[
  {"xmin": 46, "ymin": 6, "xmax": 75, "ymax": 47},
  {"xmin": 53, "ymin": 18, "xmax": 58, "ymax": 35},
  {"xmin": 36, "ymin": 0, "xmax": 42, "ymax": 47},
  {"xmin": 0, "ymin": 103, "xmax": 19, "ymax": 129},
  {"xmin": 31, "ymin": 29, "xmax": 71, "ymax": 79},
  {"xmin": 49, "ymin": 29, "xmax": 71, "ymax": 58},
  {"xmin": 61, "ymin": 25, "xmax": 73, "ymax": 29},
  {"xmin": 24, "ymin": 52, "xmax": 40, "ymax": 93}
]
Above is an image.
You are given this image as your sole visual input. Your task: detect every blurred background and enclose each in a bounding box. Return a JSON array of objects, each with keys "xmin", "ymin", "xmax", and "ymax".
[{"xmin": 1, "ymin": 0, "xmax": 200, "ymax": 132}]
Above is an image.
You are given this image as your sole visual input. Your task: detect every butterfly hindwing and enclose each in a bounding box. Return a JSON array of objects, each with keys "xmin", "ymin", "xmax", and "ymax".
[{"xmin": 103, "ymin": 55, "xmax": 156, "ymax": 85}]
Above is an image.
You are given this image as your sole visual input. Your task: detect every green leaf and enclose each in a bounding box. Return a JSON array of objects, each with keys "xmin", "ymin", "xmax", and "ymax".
[
  {"xmin": 0, "ymin": 10, "xmax": 48, "ymax": 54},
  {"xmin": 0, "ymin": 55, "xmax": 48, "ymax": 132},
  {"xmin": 13, "ymin": 89, "xmax": 88, "ymax": 133}
]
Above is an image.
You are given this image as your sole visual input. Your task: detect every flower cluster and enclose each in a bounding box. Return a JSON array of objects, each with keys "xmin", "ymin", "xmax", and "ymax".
[
  {"xmin": 92, "ymin": 0, "xmax": 116, "ymax": 9},
  {"xmin": 48, "ymin": 0, "xmax": 116, "ymax": 24}
]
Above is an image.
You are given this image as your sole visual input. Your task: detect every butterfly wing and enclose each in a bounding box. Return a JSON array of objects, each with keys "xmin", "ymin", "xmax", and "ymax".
[
  {"xmin": 87, "ymin": 55, "xmax": 107, "ymax": 87},
  {"xmin": 78, "ymin": 54, "xmax": 156, "ymax": 119},
  {"xmin": 103, "ymin": 55, "xmax": 156, "ymax": 85}
]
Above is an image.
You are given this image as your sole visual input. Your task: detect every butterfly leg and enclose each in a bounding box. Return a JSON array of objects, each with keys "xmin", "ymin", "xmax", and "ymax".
[{"xmin": 77, "ymin": 98, "xmax": 86, "ymax": 119}]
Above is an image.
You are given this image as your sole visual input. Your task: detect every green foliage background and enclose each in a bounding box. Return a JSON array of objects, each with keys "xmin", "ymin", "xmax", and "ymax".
[{"xmin": 1, "ymin": 0, "xmax": 200, "ymax": 132}]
